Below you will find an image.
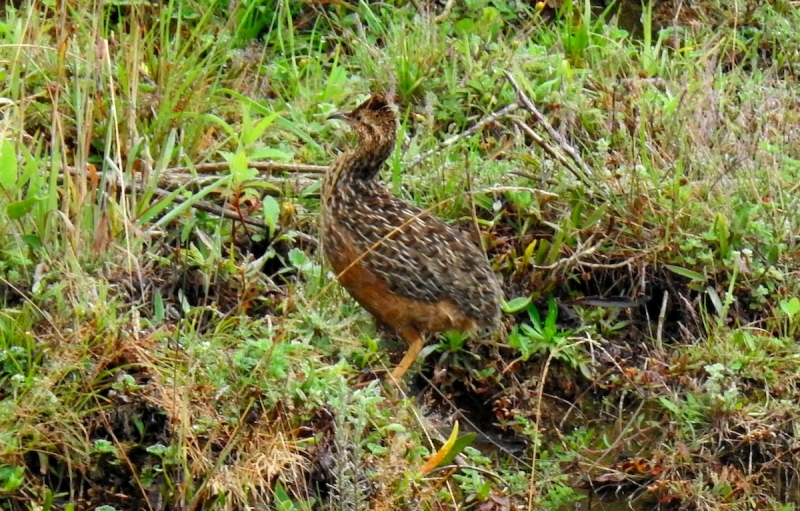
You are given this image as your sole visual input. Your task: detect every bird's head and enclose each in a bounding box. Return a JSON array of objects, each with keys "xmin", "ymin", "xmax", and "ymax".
[{"xmin": 328, "ymin": 94, "xmax": 397, "ymax": 142}]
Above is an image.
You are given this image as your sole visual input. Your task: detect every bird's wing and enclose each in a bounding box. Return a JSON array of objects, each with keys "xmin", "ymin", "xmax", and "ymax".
[{"xmin": 337, "ymin": 189, "xmax": 500, "ymax": 323}]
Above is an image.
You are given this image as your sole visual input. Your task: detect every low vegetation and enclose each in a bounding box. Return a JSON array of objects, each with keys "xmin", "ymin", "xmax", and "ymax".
[{"xmin": 1, "ymin": 0, "xmax": 800, "ymax": 509}]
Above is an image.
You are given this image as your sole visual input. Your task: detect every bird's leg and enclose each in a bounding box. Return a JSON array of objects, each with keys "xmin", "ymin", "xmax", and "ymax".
[{"xmin": 390, "ymin": 327, "xmax": 425, "ymax": 380}]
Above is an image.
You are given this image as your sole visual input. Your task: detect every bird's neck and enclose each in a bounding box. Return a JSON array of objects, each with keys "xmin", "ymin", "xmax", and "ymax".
[{"xmin": 323, "ymin": 131, "xmax": 395, "ymax": 202}]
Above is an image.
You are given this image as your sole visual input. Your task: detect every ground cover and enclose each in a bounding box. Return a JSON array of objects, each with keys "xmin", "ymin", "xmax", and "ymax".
[{"xmin": 1, "ymin": 0, "xmax": 800, "ymax": 509}]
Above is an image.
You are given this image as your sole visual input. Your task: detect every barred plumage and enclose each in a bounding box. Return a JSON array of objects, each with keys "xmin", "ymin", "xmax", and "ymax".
[{"xmin": 320, "ymin": 94, "xmax": 502, "ymax": 380}]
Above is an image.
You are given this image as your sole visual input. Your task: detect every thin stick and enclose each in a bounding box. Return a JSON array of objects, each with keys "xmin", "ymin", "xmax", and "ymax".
[
  {"xmin": 405, "ymin": 102, "xmax": 519, "ymax": 168},
  {"xmin": 656, "ymin": 290, "xmax": 669, "ymax": 351}
]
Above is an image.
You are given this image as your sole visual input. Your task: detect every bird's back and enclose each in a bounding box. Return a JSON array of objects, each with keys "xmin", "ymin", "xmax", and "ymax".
[{"xmin": 325, "ymin": 179, "xmax": 502, "ymax": 332}]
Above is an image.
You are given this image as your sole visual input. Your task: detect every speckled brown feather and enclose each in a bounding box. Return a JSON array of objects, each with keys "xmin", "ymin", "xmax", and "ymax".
[{"xmin": 320, "ymin": 94, "xmax": 502, "ymax": 378}]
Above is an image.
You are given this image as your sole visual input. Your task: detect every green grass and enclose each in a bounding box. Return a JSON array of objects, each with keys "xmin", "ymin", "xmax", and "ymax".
[{"xmin": 2, "ymin": 0, "xmax": 800, "ymax": 509}]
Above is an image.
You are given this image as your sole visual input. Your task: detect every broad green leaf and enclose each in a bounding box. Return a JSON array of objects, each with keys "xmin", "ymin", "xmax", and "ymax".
[
  {"xmin": 658, "ymin": 396, "xmax": 681, "ymax": 415},
  {"xmin": 534, "ymin": 239, "xmax": 550, "ymax": 264},
  {"xmin": 0, "ymin": 465, "xmax": 23, "ymax": 492},
  {"xmin": 780, "ymin": 297, "xmax": 800, "ymax": 318},
  {"xmin": 583, "ymin": 204, "xmax": 608, "ymax": 229},
  {"xmin": 228, "ymin": 149, "xmax": 249, "ymax": 175},
  {"xmin": 523, "ymin": 240, "xmax": 537, "ymax": 265},
  {"xmin": 201, "ymin": 112, "xmax": 237, "ymax": 138},
  {"xmin": 0, "ymin": 138, "xmax": 18, "ymax": 190},
  {"xmin": 250, "ymin": 147, "xmax": 293, "ymax": 161},
  {"xmin": 274, "ymin": 117, "xmax": 324, "ymax": 157},
  {"xmin": 502, "ymin": 296, "xmax": 531, "ymax": 314},
  {"xmin": 136, "ymin": 188, "xmax": 184, "ymax": 226},
  {"xmin": 262, "ymin": 195, "xmax": 280, "ymax": 235},
  {"xmin": 243, "ymin": 112, "xmax": 279, "ymax": 147},
  {"xmin": 665, "ymin": 264, "xmax": 706, "ymax": 282},
  {"xmin": 154, "ymin": 176, "xmax": 231, "ymax": 229},
  {"xmin": 288, "ymin": 248, "xmax": 308, "ymax": 267},
  {"xmin": 153, "ymin": 289, "xmax": 165, "ymax": 323},
  {"xmin": 706, "ymin": 286, "xmax": 723, "ymax": 316},
  {"xmin": 273, "ymin": 483, "xmax": 293, "ymax": 511},
  {"xmin": 7, "ymin": 197, "xmax": 39, "ymax": 219},
  {"xmin": 767, "ymin": 245, "xmax": 780, "ymax": 265},
  {"xmin": 713, "ymin": 213, "xmax": 729, "ymax": 257},
  {"xmin": 455, "ymin": 18, "xmax": 476, "ymax": 34},
  {"xmin": 437, "ymin": 432, "xmax": 476, "ymax": 468},
  {"xmin": 508, "ymin": 327, "xmax": 533, "ymax": 360},
  {"xmin": 140, "ymin": 129, "xmax": 178, "ymax": 210},
  {"xmin": 155, "ymin": 130, "xmax": 177, "ymax": 174},
  {"xmin": 219, "ymin": 89, "xmax": 327, "ymax": 156},
  {"xmin": 22, "ymin": 235, "xmax": 42, "ymax": 249}
]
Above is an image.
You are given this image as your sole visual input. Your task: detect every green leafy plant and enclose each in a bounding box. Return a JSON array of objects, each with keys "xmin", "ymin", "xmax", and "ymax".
[
  {"xmin": 777, "ymin": 296, "xmax": 800, "ymax": 338},
  {"xmin": 0, "ymin": 465, "xmax": 24, "ymax": 493},
  {"xmin": 508, "ymin": 297, "xmax": 590, "ymax": 376}
]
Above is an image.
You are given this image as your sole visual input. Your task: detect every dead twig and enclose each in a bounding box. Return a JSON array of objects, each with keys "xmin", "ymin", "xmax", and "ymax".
[
  {"xmin": 165, "ymin": 161, "xmax": 327, "ymax": 175},
  {"xmin": 150, "ymin": 187, "xmax": 318, "ymax": 245},
  {"xmin": 503, "ymin": 70, "xmax": 601, "ymax": 190},
  {"xmin": 576, "ymin": 254, "xmax": 648, "ymax": 270},
  {"xmin": 656, "ymin": 290, "xmax": 669, "ymax": 350},
  {"xmin": 158, "ymin": 171, "xmax": 317, "ymax": 196},
  {"xmin": 433, "ymin": 0, "xmax": 456, "ymax": 22},
  {"xmin": 503, "ymin": 70, "xmax": 592, "ymax": 175},
  {"xmin": 144, "ymin": 186, "xmax": 318, "ymax": 245},
  {"xmin": 512, "ymin": 119, "xmax": 583, "ymax": 182},
  {"xmin": 406, "ymin": 102, "xmax": 519, "ymax": 168},
  {"xmin": 531, "ymin": 235, "xmax": 600, "ymax": 273},
  {"xmin": 148, "ymin": 186, "xmax": 264, "ymax": 227},
  {"xmin": 63, "ymin": 167, "xmax": 318, "ymax": 245}
]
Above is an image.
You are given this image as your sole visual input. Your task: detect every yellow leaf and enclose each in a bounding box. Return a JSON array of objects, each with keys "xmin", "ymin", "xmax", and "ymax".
[
  {"xmin": 523, "ymin": 240, "xmax": 538, "ymax": 268},
  {"xmin": 419, "ymin": 421, "xmax": 459, "ymax": 475}
]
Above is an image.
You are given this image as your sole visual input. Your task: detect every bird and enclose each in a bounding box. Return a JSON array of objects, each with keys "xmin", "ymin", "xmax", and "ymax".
[{"xmin": 320, "ymin": 93, "xmax": 502, "ymax": 380}]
